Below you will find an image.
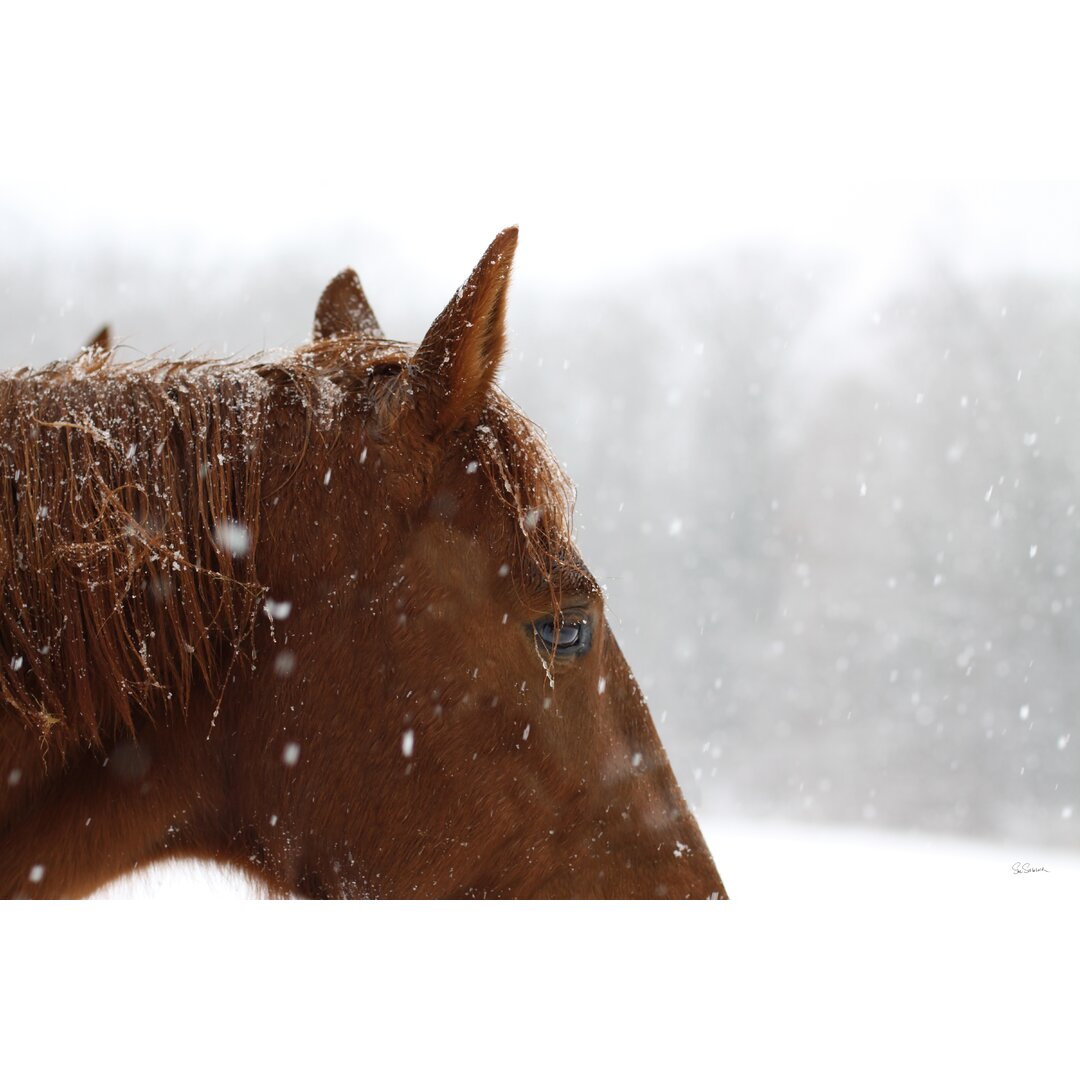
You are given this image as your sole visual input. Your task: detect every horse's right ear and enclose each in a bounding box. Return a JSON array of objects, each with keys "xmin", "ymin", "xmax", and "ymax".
[
  {"xmin": 313, "ymin": 268, "xmax": 383, "ymax": 341},
  {"xmin": 412, "ymin": 227, "xmax": 518, "ymax": 434},
  {"xmin": 85, "ymin": 325, "xmax": 111, "ymax": 352}
]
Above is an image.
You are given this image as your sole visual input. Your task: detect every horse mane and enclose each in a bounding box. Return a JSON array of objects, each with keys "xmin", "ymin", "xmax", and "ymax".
[
  {"xmin": 0, "ymin": 341, "xmax": 575, "ymax": 753},
  {"xmin": 0, "ymin": 349, "xmax": 277, "ymax": 751}
]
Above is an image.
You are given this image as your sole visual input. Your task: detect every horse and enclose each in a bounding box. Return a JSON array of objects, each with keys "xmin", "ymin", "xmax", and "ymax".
[{"xmin": 0, "ymin": 229, "xmax": 727, "ymax": 899}]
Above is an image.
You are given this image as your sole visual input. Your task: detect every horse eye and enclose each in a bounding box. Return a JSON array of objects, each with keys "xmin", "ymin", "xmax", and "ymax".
[{"xmin": 533, "ymin": 616, "xmax": 592, "ymax": 657}]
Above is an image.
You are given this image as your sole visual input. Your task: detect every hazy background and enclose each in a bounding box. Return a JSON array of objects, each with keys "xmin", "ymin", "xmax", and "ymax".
[{"xmin": 3, "ymin": 1, "xmax": 1078, "ymax": 851}]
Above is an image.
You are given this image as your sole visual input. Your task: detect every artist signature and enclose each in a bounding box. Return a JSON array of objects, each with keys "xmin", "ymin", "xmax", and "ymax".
[{"xmin": 1012, "ymin": 861, "xmax": 1049, "ymax": 875}]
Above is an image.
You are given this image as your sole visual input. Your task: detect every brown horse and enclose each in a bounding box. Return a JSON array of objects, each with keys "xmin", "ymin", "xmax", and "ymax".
[{"xmin": 0, "ymin": 229, "xmax": 726, "ymax": 899}]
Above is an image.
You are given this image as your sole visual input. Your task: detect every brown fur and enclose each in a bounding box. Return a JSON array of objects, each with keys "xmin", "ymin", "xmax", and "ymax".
[{"xmin": 0, "ymin": 229, "xmax": 727, "ymax": 899}]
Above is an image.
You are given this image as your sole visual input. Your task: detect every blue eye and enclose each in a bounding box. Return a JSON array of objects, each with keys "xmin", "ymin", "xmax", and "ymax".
[
  {"xmin": 533, "ymin": 616, "xmax": 592, "ymax": 657},
  {"xmin": 538, "ymin": 621, "xmax": 579, "ymax": 647}
]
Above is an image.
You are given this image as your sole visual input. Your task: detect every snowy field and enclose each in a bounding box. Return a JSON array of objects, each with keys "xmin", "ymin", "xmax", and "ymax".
[
  {"xmin": 88, "ymin": 817, "xmax": 1080, "ymax": 901},
  {"xmin": 707, "ymin": 818, "xmax": 1080, "ymax": 901},
  {"xmin": 68, "ymin": 817, "xmax": 1078, "ymax": 1078}
]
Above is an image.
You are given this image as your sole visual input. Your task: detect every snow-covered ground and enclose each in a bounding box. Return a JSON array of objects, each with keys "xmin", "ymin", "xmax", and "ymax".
[
  {"xmin": 706, "ymin": 818, "xmax": 1080, "ymax": 901},
  {"xmin": 28, "ymin": 816, "xmax": 1077, "ymax": 1080},
  {"xmin": 89, "ymin": 817, "xmax": 1080, "ymax": 900}
]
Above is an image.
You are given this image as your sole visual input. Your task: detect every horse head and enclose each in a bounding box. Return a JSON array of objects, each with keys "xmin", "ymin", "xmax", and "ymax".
[
  {"xmin": 240, "ymin": 229, "xmax": 724, "ymax": 897},
  {"xmin": 0, "ymin": 230, "xmax": 726, "ymax": 899}
]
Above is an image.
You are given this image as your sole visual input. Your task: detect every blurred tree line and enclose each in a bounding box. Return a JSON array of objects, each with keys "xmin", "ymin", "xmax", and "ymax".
[{"xmin": 512, "ymin": 256, "xmax": 1079, "ymax": 848}]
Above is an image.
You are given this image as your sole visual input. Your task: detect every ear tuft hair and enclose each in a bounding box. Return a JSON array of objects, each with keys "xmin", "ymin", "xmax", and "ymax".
[{"xmin": 85, "ymin": 325, "xmax": 112, "ymax": 352}]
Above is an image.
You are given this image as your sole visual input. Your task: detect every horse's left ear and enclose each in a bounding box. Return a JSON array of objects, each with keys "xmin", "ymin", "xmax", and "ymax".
[
  {"xmin": 414, "ymin": 226, "xmax": 518, "ymax": 433},
  {"xmin": 314, "ymin": 268, "xmax": 383, "ymax": 341}
]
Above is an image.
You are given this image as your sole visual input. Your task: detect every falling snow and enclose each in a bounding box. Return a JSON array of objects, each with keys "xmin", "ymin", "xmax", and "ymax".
[
  {"xmin": 213, "ymin": 521, "xmax": 251, "ymax": 557},
  {"xmin": 265, "ymin": 599, "xmax": 293, "ymax": 620}
]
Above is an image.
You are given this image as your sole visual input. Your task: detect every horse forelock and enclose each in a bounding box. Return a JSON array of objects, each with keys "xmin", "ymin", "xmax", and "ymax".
[
  {"xmin": 469, "ymin": 387, "xmax": 582, "ymax": 614},
  {"xmin": 297, "ymin": 339, "xmax": 578, "ymax": 574}
]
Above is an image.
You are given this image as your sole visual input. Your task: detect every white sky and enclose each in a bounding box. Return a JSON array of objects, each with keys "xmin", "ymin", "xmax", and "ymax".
[{"xmin": 4, "ymin": 1, "xmax": 1080, "ymax": 287}]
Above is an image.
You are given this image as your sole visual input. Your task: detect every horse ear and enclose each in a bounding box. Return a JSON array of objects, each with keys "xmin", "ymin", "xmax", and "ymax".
[
  {"xmin": 313, "ymin": 268, "xmax": 383, "ymax": 341},
  {"xmin": 413, "ymin": 226, "xmax": 518, "ymax": 433},
  {"xmin": 85, "ymin": 325, "xmax": 111, "ymax": 352}
]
